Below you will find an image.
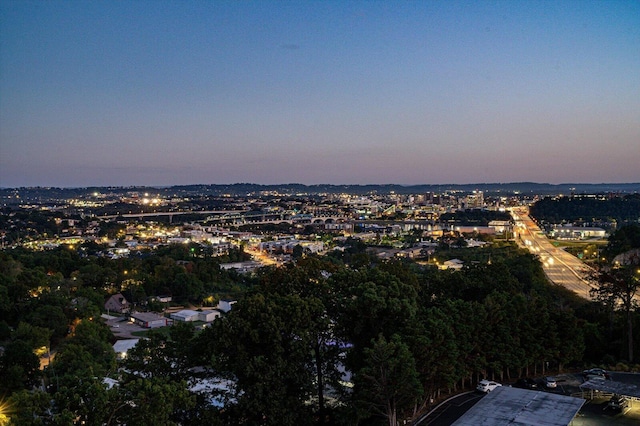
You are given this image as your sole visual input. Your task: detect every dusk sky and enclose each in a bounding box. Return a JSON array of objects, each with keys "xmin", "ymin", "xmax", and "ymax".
[{"xmin": 1, "ymin": 1, "xmax": 639, "ymax": 188}]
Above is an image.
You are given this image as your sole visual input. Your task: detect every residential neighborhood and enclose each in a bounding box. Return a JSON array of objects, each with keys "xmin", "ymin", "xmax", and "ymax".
[{"xmin": 1, "ymin": 184, "xmax": 640, "ymax": 425}]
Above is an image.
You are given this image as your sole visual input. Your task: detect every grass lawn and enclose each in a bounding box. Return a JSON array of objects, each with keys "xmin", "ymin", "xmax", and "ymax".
[{"xmin": 552, "ymin": 239, "xmax": 608, "ymax": 261}]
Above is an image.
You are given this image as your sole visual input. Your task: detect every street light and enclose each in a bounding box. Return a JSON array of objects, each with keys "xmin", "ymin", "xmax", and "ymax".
[{"xmin": 0, "ymin": 400, "xmax": 10, "ymax": 426}]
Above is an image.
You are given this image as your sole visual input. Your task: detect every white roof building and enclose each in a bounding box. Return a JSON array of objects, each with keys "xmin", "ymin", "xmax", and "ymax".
[
  {"xmin": 170, "ymin": 309, "xmax": 200, "ymax": 322},
  {"xmin": 217, "ymin": 299, "xmax": 237, "ymax": 313},
  {"xmin": 441, "ymin": 258, "xmax": 464, "ymax": 270},
  {"xmin": 452, "ymin": 386, "xmax": 584, "ymax": 426},
  {"xmin": 112, "ymin": 339, "xmax": 140, "ymax": 359},
  {"xmin": 198, "ymin": 310, "xmax": 221, "ymax": 322}
]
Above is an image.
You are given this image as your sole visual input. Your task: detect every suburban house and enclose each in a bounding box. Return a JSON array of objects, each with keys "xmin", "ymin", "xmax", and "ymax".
[
  {"xmin": 105, "ymin": 293, "xmax": 130, "ymax": 314},
  {"xmin": 129, "ymin": 312, "xmax": 167, "ymax": 328}
]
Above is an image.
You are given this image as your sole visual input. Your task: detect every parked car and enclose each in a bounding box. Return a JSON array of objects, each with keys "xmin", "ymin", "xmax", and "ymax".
[
  {"xmin": 608, "ymin": 395, "xmax": 629, "ymax": 410},
  {"xmin": 477, "ymin": 379, "xmax": 502, "ymax": 393},
  {"xmin": 582, "ymin": 368, "xmax": 609, "ymax": 379},
  {"xmin": 544, "ymin": 376, "xmax": 557, "ymax": 389},
  {"xmin": 515, "ymin": 378, "xmax": 538, "ymax": 390}
]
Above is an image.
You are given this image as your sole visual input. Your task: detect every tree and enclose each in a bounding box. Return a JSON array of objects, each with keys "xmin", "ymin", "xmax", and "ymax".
[
  {"xmin": 253, "ymin": 258, "xmax": 346, "ymax": 424},
  {"xmin": 105, "ymin": 377, "xmax": 195, "ymax": 426},
  {"xmin": 50, "ymin": 320, "xmax": 116, "ymax": 389},
  {"xmin": 0, "ymin": 340, "xmax": 41, "ymax": 393},
  {"xmin": 123, "ymin": 323, "xmax": 197, "ymax": 381},
  {"xmin": 12, "ymin": 322, "xmax": 52, "ymax": 351},
  {"xmin": 292, "ymin": 244, "xmax": 305, "ymax": 259},
  {"xmin": 603, "ymin": 223, "xmax": 640, "ymax": 260},
  {"xmin": 591, "ymin": 261, "xmax": 640, "ymax": 361},
  {"xmin": 7, "ymin": 389, "xmax": 52, "ymax": 426},
  {"xmin": 355, "ymin": 334, "xmax": 422, "ymax": 426},
  {"xmin": 410, "ymin": 303, "xmax": 460, "ymax": 412},
  {"xmin": 208, "ymin": 293, "xmax": 321, "ymax": 425},
  {"xmin": 52, "ymin": 377, "xmax": 110, "ymax": 426},
  {"xmin": 27, "ymin": 304, "xmax": 68, "ymax": 341},
  {"xmin": 330, "ymin": 268, "xmax": 418, "ymax": 361}
]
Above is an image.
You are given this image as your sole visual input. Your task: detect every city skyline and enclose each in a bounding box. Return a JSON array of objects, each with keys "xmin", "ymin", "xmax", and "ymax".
[{"xmin": 1, "ymin": 1, "xmax": 639, "ymax": 188}]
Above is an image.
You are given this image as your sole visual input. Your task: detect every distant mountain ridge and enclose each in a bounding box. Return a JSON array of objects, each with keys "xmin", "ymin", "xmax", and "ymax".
[{"xmin": 2, "ymin": 182, "xmax": 639, "ymax": 200}]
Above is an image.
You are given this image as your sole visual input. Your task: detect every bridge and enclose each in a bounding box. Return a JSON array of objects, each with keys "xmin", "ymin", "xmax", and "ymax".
[
  {"xmin": 98, "ymin": 210, "xmax": 250, "ymax": 220},
  {"xmin": 204, "ymin": 212, "xmax": 349, "ymax": 226},
  {"xmin": 97, "ymin": 209, "xmax": 347, "ymax": 226}
]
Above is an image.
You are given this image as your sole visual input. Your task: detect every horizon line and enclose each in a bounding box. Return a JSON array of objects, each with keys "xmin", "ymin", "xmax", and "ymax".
[{"xmin": 2, "ymin": 181, "xmax": 640, "ymax": 191}]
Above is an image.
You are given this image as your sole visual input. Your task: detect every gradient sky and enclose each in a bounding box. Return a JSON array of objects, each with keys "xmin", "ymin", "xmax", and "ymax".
[{"xmin": 1, "ymin": 0, "xmax": 639, "ymax": 188}]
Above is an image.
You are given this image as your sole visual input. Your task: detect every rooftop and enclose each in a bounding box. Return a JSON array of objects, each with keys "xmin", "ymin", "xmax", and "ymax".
[
  {"xmin": 580, "ymin": 377, "xmax": 640, "ymax": 399},
  {"xmin": 452, "ymin": 386, "xmax": 585, "ymax": 426}
]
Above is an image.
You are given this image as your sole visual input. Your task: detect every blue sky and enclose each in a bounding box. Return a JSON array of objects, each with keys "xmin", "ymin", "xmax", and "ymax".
[{"xmin": 1, "ymin": 0, "xmax": 639, "ymax": 187}]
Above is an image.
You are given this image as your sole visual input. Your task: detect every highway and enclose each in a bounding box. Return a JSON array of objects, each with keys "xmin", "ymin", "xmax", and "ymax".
[{"xmin": 511, "ymin": 208, "xmax": 595, "ymax": 299}]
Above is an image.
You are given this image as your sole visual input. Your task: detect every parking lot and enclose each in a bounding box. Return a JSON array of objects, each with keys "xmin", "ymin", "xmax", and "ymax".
[
  {"xmin": 105, "ymin": 316, "xmax": 147, "ymax": 339},
  {"xmin": 418, "ymin": 372, "xmax": 640, "ymax": 425},
  {"xmin": 572, "ymin": 372, "xmax": 640, "ymax": 425},
  {"xmin": 572, "ymin": 395, "xmax": 640, "ymax": 425}
]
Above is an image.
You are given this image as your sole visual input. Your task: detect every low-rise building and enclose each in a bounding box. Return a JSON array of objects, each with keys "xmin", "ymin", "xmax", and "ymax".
[
  {"xmin": 217, "ymin": 299, "xmax": 237, "ymax": 313},
  {"xmin": 219, "ymin": 261, "xmax": 262, "ymax": 274},
  {"xmin": 113, "ymin": 339, "xmax": 139, "ymax": 359},
  {"xmin": 198, "ymin": 310, "xmax": 221, "ymax": 322},
  {"xmin": 171, "ymin": 309, "xmax": 200, "ymax": 322},
  {"xmin": 442, "ymin": 258, "xmax": 464, "ymax": 270},
  {"xmin": 549, "ymin": 226, "xmax": 606, "ymax": 240},
  {"xmin": 129, "ymin": 312, "xmax": 167, "ymax": 328},
  {"xmin": 150, "ymin": 295, "xmax": 172, "ymax": 303}
]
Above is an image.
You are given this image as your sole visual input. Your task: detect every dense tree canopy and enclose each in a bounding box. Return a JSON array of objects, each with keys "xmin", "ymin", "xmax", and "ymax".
[
  {"xmin": 2, "ymin": 230, "xmax": 639, "ymax": 425},
  {"xmin": 530, "ymin": 194, "xmax": 640, "ymax": 227}
]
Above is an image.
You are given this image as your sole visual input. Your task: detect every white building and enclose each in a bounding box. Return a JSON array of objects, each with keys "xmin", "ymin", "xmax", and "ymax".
[
  {"xmin": 198, "ymin": 310, "xmax": 221, "ymax": 322},
  {"xmin": 441, "ymin": 259, "xmax": 464, "ymax": 270},
  {"xmin": 217, "ymin": 299, "xmax": 237, "ymax": 313},
  {"xmin": 170, "ymin": 309, "xmax": 200, "ymax": 322},
  {"xmin": 129, "ymin": 312, "xmax": 167, "ymax": 328},
  {"xmin": 113, "ymin": 339, "xmax": 139, "ymax": 359},
  {"xmin": 549, "ymin": 226, "xmax": 607, "ymax": 240},
  {"xmin": 219, "ymin": 261, "xmax": 262, "ymax": 274}
]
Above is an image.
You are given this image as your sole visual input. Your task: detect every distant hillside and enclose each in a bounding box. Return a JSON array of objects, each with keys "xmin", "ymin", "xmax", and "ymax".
[
  {"xmin": 166, "ymin": 182, "xmax": 640, "ymax": 196},
  {"xmin": 530, "ymin": 194, "xmax": 640, "ymax": 226},
  {"xmin": 1, "ymin": 182, "xmax": 639, "ymax": 202}
]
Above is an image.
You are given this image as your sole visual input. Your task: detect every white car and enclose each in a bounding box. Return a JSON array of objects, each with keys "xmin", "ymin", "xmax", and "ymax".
[
  {"xmin": 544, "ymin": 376, "xmax": 557, "ymax": 389},
  {"xmin": 477, "ymin": 379, "xmax": 502, "ymax": 393}
]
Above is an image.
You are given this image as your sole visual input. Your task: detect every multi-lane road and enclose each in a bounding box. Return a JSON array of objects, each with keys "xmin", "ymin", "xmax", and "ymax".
[{"xmin": 511, "ymin": 208, "xmax": 595, "ymax": 299}]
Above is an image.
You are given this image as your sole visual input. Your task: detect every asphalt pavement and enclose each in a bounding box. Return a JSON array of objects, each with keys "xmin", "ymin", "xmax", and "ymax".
[
  {"xmin": 415, "ymin": 373, "xmax": 640, "ymax": 426},
  {"xmin": 511, "ymin": 208, "xmax": 595, "ymax": 299}
]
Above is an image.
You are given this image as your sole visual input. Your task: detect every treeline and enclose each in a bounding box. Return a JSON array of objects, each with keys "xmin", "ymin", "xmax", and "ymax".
[
  {"xmin": 6, "ymin": 182, "xmax": 640, "ymax": 200},
  {"xmin": 191, "ymin": 251, "xmax": 592, "ymax": 425},
  {"xmin": 439, "ymin": 209, "xmax": 511, "ymax": 226},
  {"xmin": 0, "ymin": 208, "xmax": 67, "ymax": 245},
  {"xmin": 529, "ymin": 194, "xmax": 640, "ymax": 226},
  {"xmin": 1, "ymin": 243, "xmax": 252, "ymax": 317},
  {"xmin": 2, "ymin": 233, "xmax": 640, "ymax": 424}
]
